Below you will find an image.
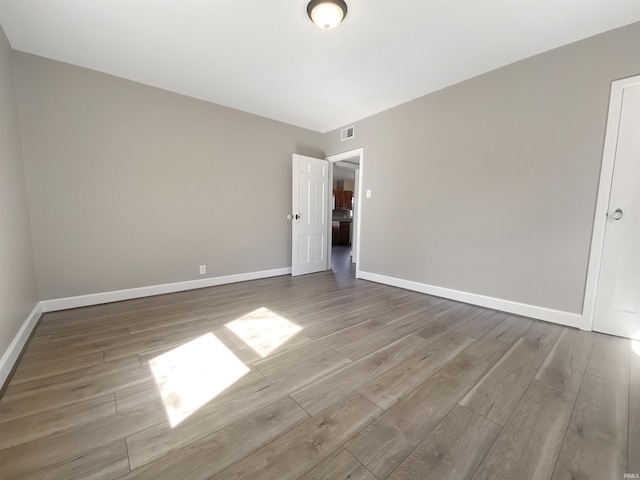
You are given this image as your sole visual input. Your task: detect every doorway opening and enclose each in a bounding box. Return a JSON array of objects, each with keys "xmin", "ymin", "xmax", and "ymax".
[{"xmin": 326, "ymin": 148, "xmax": 363, "ymax": 278}]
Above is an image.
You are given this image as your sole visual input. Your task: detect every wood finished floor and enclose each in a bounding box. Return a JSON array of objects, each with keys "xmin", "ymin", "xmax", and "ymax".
[{"xmin": 1, "ymin": 248, "xmax": 637, "ymax": 480}]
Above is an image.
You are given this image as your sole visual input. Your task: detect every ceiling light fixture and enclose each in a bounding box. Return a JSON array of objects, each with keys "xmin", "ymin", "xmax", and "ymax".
[{"xmin": 307, "ymin": 0, "xmax": 348, "ymax": 30}]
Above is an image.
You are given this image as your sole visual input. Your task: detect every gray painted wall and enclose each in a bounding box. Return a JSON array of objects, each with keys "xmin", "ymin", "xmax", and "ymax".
[
  {"xmin": 0, "ymin": 27, "xmax": 38, "ymax": 359},
  {"xmin": 14, "ymin": 53, "xmax": 323, "ymax": 300},
  {"xmin": 324, "ymin": 21, "xmax": 640, "ymax": 314},
  {"xmin": 9, "ymin": 20, "xmax": 640, "ymax": 315}
]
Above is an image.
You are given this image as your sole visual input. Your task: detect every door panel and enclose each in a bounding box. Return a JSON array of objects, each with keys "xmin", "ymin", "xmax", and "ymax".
[
  {"xmin": 313, "ymin": 234, "xmax": 324, "ymax": 262},
  {"xmin": 594, "ymin": 83, "xmax": 640, "ymax": 339},
  {"xmin": 292, "ymin": 154, "xmax": 328, "ymax": 276},
  {"xmin": 297, "ymin": 236, "xmax": 310, "ymax": 264}
]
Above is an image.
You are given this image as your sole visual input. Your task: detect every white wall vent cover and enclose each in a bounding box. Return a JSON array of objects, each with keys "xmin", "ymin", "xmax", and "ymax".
[{"xmin": 341, "ymin": 126, "xmax": 355, "ymax": 141}]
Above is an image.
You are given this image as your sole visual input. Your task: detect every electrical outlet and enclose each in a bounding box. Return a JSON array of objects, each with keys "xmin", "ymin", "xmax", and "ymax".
[
  {"xmin": 366, "ymin": 189, "xmax": 372, "ymax": 198},
  {"xmin": 199, "ymin": 265, "xmax": 206, "ymax": 275}
]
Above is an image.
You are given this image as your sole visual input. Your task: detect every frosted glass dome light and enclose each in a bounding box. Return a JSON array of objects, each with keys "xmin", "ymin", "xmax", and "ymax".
[{"xmin": 307, "ymin": 0, "xmax": 348, "ymax": 30}]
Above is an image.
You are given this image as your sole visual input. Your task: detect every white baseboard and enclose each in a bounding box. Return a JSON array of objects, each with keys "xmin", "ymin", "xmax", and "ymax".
[
  {"xmin": 1, "ymin": 268, "xmax": 291, "ymax": 389},
  {"xmin": 40, "ymin": 267, "xmax": 292, "ymax": 312},
  {"xmin": 0, "ymin": 303, "xmax": 43, "ymax": 389},
  {"xmin": 2, "ymin": 267, "xmax": 582, "ymax": 390},
  {"xmin": 358, "ymin": 271, "xmax": 585, "ymax": 330}
]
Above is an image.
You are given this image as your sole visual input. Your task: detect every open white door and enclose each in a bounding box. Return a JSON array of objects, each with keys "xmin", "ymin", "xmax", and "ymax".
[
  {"xmin": 592, "ymin": 79, "xmax": 640, "ymax": 339},
  {"xmin": 291, "ymin": 154, "xmax": 329, "ymax": 276}
]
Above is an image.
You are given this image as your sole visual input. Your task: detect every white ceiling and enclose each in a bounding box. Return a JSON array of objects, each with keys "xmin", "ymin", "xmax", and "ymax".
[{"xmin": 1, "ymin": 1, "xmax": 640, "ymax": 132}]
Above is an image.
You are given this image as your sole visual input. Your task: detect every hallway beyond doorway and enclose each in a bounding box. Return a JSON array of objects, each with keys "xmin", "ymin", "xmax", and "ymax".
[{"xmin": 331, "ymin": 246, "xmax": 355, "ymax": 278}]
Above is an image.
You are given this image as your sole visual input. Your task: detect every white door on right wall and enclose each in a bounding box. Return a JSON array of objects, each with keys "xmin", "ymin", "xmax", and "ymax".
[{"xmin": 593, "ymin": 81, "xmax": 640, "ymax": 339}]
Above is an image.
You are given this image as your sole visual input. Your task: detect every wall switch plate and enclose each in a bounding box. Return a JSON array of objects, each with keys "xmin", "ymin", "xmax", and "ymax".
[
  {"xmin": 366, "ymin": 189, "xmax": 372, "ymax": 198},
  {"xmin": 199, "ymin": 265, "xmax": 206, "ymax": 275}
]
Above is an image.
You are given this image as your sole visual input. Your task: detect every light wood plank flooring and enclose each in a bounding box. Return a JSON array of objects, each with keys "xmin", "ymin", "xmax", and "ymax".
[{"xmin": 0, "ymin": 255, "xmax": 637, "ymax": 479}]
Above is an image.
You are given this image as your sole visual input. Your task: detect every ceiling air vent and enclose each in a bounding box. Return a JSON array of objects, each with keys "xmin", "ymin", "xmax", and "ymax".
[{"xmin": 341, "ymin": 126, "xmax": 354, "ymax": 141}]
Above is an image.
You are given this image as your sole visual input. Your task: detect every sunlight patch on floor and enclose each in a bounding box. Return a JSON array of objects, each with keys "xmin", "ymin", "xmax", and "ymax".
[
  {"xmin": 632, "ymin": 338, "xmax": 640, "ymax": 357},
  {"xmin": 225, "ymin": 307, "xmax": 302, "ymax": 357},
  {"xmin": 149, "ymin": 332, "xmax": 249, "ymax": 428}
]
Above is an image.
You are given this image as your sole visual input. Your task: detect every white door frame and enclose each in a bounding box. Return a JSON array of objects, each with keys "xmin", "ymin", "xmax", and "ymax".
[
  {"xmin": 581, "ymin": 74, "xmax": 640, "ymax": 331},
  {"xmin": 326, "ymin": 148, "xmax": 364, "ymax": 278},
  {"xmin": 352, "ymin": 167, "xmax": 360, "ymax": 264}
]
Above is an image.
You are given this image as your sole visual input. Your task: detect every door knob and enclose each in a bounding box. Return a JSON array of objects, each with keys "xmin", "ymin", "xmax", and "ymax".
[
  {"xmin": 294, "ymin": 214, "xmax": 301, "ymax": 220},
  {"xmin": 612, "ymin": 208, "xmax": 623, "ymax": 221}
]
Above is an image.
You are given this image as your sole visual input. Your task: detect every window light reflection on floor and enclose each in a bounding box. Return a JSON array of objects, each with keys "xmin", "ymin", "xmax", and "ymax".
[
  {"xmin": 149, "ymin": 332, "xmax": 249, "ymax": 428},
  {"xmin": 633, "ymin": 338, "xmax": 640, "ymax": 357},
  {"xmin": 225, "ymin": 307, "xmax": 302, "ymax": 358}
]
